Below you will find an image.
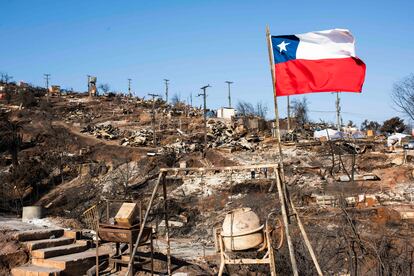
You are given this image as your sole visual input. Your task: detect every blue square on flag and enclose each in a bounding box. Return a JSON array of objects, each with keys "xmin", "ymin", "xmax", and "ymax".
[{"xmin": 271, "ymin": 35, "xmax": 299, "ymax": 64}]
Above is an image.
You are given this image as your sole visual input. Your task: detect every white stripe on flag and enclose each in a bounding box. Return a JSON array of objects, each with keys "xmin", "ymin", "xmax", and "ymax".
[{"xmin": 296, "ymin": 29, "xmax": 356, "ymax": 60}]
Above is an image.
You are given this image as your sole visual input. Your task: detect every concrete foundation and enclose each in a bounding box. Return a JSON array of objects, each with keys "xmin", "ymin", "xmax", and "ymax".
[{"xmin": 22, "ymin": 206, "xmax": 42, "ymax": 222}]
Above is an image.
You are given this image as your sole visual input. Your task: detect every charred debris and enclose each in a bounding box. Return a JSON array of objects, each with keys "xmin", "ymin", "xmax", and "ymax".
[{"xmin": 1, "ymin": 85, "xmax": 414, "ymax": 275}]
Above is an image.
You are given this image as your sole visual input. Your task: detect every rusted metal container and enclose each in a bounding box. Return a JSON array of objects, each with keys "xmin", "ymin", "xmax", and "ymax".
[{"xmin": 98, "ymin": 223, "xmax": 151, "ymax": 244}]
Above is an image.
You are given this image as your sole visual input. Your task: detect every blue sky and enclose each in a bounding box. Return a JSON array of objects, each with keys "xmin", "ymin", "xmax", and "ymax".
[{"xmin": 1, "ymin": 0, "xmax": 413, "ymax": 126}]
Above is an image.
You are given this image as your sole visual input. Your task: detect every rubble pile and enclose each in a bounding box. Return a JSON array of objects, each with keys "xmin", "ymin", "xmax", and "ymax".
[
  {"xmin": 207, "ymin": 119, "xmax": 260, "ymax": 151},
  {"xmin": 80, "ymin": 124, "xmax": 120, "ymax": 140},
  {"xmin": 64, "ymin": 108, "xmax": 99, "ymax": 122},
  {"xmin": 162, "ymin": 139, "xmax": 202, "ymax": 154},
  {"xmin": 121, "ymin": 129, "xmax": 154, "ymax": 146}
]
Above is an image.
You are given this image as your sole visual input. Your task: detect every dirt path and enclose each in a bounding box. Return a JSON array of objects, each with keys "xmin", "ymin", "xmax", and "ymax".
[
  {"xmin": 52, "ymin": 120, "xmax": 123, "ymax": 147},
  {"xmin": 52, "ymin": 120, "xmax": 157, "ymax": 152}
]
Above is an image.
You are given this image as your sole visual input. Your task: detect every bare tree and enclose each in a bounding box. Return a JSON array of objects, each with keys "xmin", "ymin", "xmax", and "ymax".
[
  {"xmin": 347, "ymin": 120, "xmax": 356, "ymax": 127},
  {"xmin": 380, "ymin": 117, "xmax": 406, "ymax": 134},
  {"xmin": 292, "ymin": 97, "xmax": 309, "ymax": 126},
  {"xmin": 237, "ymin": 101, "xmax": 267, "ymax": 118},
  {"xmin": 1, "ymin": 73, "xmax": 13, "ymax": 104},
  {"xmin": 360, "ymin": 119, "xmax": 380, "ymax": 131},
  {"xmin": 98, "ymin": 83, "xmax": 110, "ymax": 95},
  {"xmin": 0, "ymin": 117, "xmax": 23, "ymax": 166},
  {"xmin": 237, "ymin": 101, "xmax": 255, "ymax": 116},
  {"xmin": 392, "ymin": 74, "xmax": 414, "ymax": 120},
  {"xmin": 171, "ymin": 93, "xmax": 181, "ymax": 106},
  {"xmin": 0, "ymin": 73, "xmax": 13, "ymax": 84},
  {"xmin": 255, "ymin": 102, "xmax": 268, "ymax": 118},
  {"xmin": 110, "ymin": 161, "xmax": 136, "ymax": 199}
]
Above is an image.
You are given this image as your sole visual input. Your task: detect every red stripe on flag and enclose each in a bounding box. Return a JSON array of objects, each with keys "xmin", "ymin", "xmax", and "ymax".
[{"xmin": 275, "ymin": 57, "xmax": 366, "ymax": 97}]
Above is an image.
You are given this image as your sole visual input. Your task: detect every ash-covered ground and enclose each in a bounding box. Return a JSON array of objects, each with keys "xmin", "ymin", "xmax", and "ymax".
[{"xmin": 1, "ymin": 92, "xmax": 414, "ymax": 275}]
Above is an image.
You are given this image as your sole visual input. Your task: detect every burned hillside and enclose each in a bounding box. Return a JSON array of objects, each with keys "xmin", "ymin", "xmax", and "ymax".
[{"xmin": 1, "ymin": 87, "xmax": 414, "ymax": 276}]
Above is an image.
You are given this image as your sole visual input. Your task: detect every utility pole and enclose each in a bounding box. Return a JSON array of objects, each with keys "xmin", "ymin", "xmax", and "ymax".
[
  {"xmin": 225, "ymin": 81, "xmax": 233, "ymax": 108},
  {"xmin": 190, "ymin": 92, "xmax": 193, "ymax": 107},
  {"xmin": 198, "ymin": 85, "xmax": 211, "ymax": 158},
  {"xmin": 336, "ymin": 92, "xmax": 341, "ymax": 131},
  {"xmin": 128, "ymin": 78, "xmax": 132, "ymax": 98},
  {"xmin": 148, "ymin": 93, "xmax": 160, "ymax": 147},
  {"xmin": 164, "ymin": 79, "xmax": 169, "ymax": 103},
  {"xmin": 287, "ymin": 96, "xmax": 291, "ymax": 131},
  {"xmin": 44, "ymin": 74, "xmax": 50, "ymax": 102},
  {"xmin": 87, "ymin": 75, "xmax": 91, "ymax": 97}
]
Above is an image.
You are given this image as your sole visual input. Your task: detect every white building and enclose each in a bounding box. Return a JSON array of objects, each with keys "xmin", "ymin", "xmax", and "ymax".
[{"xmin": 217, "ymin": 107, "xmax": 236, "ymax": 119}]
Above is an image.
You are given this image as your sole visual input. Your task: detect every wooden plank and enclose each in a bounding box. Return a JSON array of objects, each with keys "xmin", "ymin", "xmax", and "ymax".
[
  {"xmin": 159, "ymin": 163, "xmax": 278, "ymax": 173},
  {"xmin": 225, "ymin": 258, "xmax": 271, "ymax": 264}
]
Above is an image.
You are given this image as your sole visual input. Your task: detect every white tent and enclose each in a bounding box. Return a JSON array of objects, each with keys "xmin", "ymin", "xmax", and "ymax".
[
  {"xmin": 387, "ymin": 133, "xmax": 410, "ymax": 147},
  {"xmin": 314, "ymin": 129, "xmax": 345, "ymax": 140}
]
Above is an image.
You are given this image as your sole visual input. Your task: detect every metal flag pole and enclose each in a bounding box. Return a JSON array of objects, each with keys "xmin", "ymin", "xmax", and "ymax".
[{"xmin": 266, "ymin": 25, "xmax": 298, "ymax": 276}]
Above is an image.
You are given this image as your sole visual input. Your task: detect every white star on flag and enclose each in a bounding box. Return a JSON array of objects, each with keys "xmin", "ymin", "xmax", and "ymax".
[{"xmin": 277, "ymin": 41, "xmax": 289, "ymax": 53}]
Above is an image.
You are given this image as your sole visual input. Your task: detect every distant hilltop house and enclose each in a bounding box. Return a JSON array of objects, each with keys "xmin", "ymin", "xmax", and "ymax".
[
  {"xmin": 216, "ymin": 107, "xmax": 267, "ymax": 131},
  {"xmin": 88, "ymin": 76, "xmax": 97, "ymax": 97},
  {"xmin": 217, "ymin": 107, "xmax": 236, "ymax": 119},
  {"xmin": 18, "ymin": 81, "xmax": 29, "ymax": 88},
  {"xmin": 49, "ymin": 85, "xmax": 61, "ymax": 95}
]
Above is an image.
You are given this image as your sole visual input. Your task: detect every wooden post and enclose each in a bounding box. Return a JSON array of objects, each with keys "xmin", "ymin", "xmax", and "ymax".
[
  {"xmin": 266, "ymin": 26, "xmax": 286, "ymax": 182},
  {"xmin": 336, "ymin": 92, "xmax": 341, "ymax": 131},
  {"xmin": 95, "ymin": 223, "xmax": 99, "ymax": 276},
  {"xmin": 203, "ymin": 89, "xmax": 207, "ymax": 158},
  {"xmin": 288, "ymin": 198, "xmax": 323, "ymax": 275},
  {"xmin": 199, "ymin": 85, "xmax": 210, "ymax": 158},
  {"xmin": 266, "ymin": 25, "xmax": 298, "ymax": 276},
  {"xmin": 150, "ymin": 232, "xmax": 154, "ymax": 275},
  {"xmin": 126, "ymin": 172, "xmax": 165, "ymax": 275},
  {"xmin": 266, "ymin": 223, "xmax": 277, "ymax": 275},
  {"xmin": 148, "ymin": 93, "xmax": 160, "ymax": 147},
  {"xmin": 287, "ymin": 95, "xmax": 291, "ymax": 131},
  {"xmin": 274, "ymin": 167, "xmax": 298, "ymax": 276},
  {"xmin": 162, "ymin": 179, "xmax": 172, "ymax": 275}
]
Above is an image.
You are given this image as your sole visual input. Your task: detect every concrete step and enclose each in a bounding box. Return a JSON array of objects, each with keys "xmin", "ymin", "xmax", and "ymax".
[
  {"xmin": 31, "ymin": 241, "xmax": 89, "ymax": 259},
  {"xmin": 63, "ymin": 230, "xmax": 81, "ymax": 240},
  {"xmin": 32, "ymin": 248, "xmax": 110, "ymax": 276},
  {"xmin": 11, "ymin": 264, "xmax": 63, "ymax": 276},
  {"xmin": 15, "ymin": 229, "xmax": 64, "ymax": 242},
  {"xmin": 25, "ymin": 237, "xmax": 75, "ymax": 251}
]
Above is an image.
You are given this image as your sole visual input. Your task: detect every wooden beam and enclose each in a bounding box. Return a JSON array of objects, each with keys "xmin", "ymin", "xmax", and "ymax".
[{"xmin": 160, "ymin": 163, "xmax": 278, "ymax": 173}]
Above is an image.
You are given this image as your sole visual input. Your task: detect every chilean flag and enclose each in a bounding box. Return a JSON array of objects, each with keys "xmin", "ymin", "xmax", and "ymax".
[{"xmin": 271, "ymin": 29, "xmax": 366, "ymax": 97}]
